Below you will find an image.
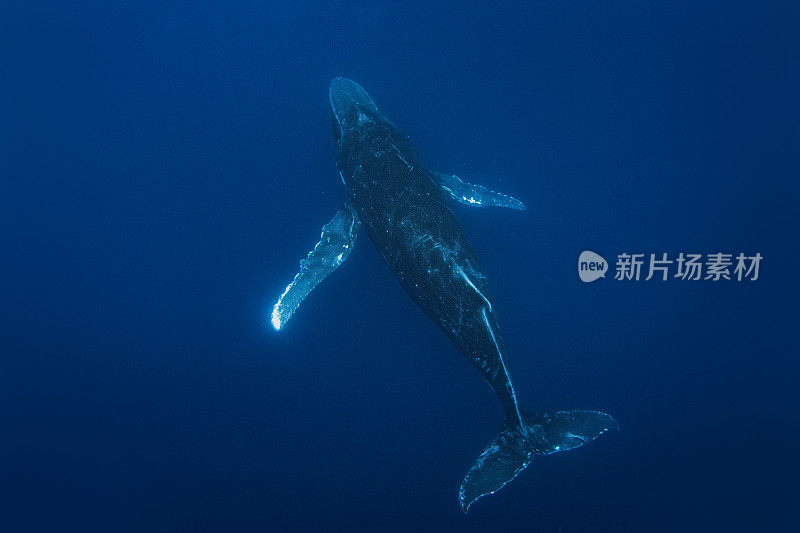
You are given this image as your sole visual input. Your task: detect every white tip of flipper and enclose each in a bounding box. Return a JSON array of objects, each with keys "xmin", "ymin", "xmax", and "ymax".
[
  {"xmin": 271, "ymin": 305, "xmax": 282, "ymax": 331},
  {"xmin": 268, "ymin": 204, "xmax": 360, "ymax": 334}
]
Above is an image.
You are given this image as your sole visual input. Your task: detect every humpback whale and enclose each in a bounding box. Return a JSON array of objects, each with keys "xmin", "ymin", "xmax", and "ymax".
[{"xmin": 271, "ymin": 78, "xmax": 617, "ymax": 512}]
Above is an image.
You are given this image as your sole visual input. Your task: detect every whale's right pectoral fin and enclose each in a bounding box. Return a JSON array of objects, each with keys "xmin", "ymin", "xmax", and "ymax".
[
  {"xmin": 271, "ymin": 203, "xmax": 360, "ymax": 330},
  {"xmin": 429, "ymin": 171, "xmax": 526, "ymax": 210}
]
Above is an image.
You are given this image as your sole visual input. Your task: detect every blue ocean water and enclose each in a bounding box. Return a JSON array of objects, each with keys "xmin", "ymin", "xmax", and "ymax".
[{"xmin": 2, "ymin": 1, "xmax": 798, "ymax": 531}]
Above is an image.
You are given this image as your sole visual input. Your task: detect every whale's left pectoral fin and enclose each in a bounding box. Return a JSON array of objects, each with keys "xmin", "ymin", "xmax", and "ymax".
[
  {"xmin": 429, "ymin": 171, "xmax": 526, "ymax": 210},
  {"xmin": 271, "ymin": 203, "xmax": 360, "ymax": 330}
]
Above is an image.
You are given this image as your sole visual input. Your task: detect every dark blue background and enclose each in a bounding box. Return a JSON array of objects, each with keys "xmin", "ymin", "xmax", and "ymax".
[{"xmin": 2, "ymin": 1, "xmax": 798, "ymax": 531}]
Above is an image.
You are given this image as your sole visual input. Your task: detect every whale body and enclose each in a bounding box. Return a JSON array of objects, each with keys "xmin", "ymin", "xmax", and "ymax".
[{"xmin": 271, "ymin": 78, "xmax": 617, "ymax": 512}]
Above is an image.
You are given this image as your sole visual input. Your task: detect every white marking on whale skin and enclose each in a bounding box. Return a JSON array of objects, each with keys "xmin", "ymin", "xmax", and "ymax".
[
  {"xmin": 565, "ymin": 432, "xmax": 588, "ymax": 444},
  {"xmin": 357, "ymin": 111, "xmax": 373, "ymax": 126},
  {"xmin": 456, "ymin": 266, "xmax": 492, "ymax": 312},
  {"xmin": 391, "ymin": 143, "xmax": 414, "ymax": 171},
  {"xmin": 409, "ymin": 232, "xmax": 433, "ymax": 251},
  {"xmin": 481, "ymin": 306, "xmax": 524, "ymax": 430}
]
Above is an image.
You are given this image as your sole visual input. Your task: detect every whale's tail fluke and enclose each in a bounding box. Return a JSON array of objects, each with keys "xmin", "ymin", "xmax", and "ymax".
[{"xmin": 459, "ymin": 410, "xmax": 618, "ymax": 513}]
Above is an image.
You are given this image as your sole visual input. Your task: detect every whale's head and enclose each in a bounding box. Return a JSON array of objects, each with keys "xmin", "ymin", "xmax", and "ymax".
[{"xmin": 329, "ymin": 77, "xmax": 381, "ymax": 142}]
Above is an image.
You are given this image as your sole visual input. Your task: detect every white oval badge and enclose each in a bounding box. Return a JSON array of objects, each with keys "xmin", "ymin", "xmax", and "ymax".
[{"xmin": 579, "ymin": 251, "xmax": 607, "ymax": 282}]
